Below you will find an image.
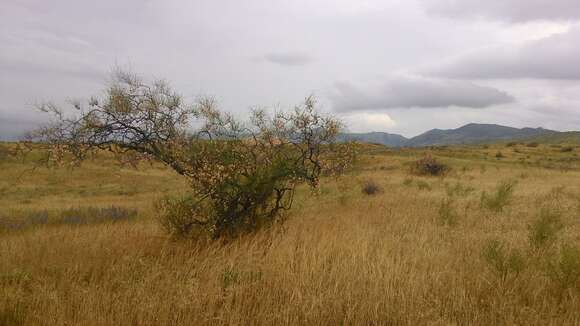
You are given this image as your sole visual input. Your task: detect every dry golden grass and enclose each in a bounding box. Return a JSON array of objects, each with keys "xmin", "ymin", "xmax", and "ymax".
[{"xmin": 1, "ymin": 142, "xmax": 580, "ymax": 325}]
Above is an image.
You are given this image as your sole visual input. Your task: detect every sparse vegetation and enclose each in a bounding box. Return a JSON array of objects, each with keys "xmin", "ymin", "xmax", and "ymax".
[{"xmin": 2, "ymin": 138, "xmax": 580, "ymax": 324}]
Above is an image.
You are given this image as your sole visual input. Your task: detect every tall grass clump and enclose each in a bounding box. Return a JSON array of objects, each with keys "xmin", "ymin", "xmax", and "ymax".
[{"xmin": 481, "ymin": 180, "xmax": 516, "ymax": 212}]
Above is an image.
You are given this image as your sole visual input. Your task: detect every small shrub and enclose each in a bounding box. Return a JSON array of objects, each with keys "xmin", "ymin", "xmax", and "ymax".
[
  {"xmin": 560, "ymin": 146, "xmax": 574, "ymax": 153},
  {"xmin": 0, "ymin": 206, "xmax": 136, "ymax": 233},
  {"xmin": 495, "ymin": 151, "xmax": 505, "ymax": 159},
  {"xmin": 416, "ymin": 180, "xmax": 432, "ymax": 191},
  {"xmin": 410, "ymin": 155, "xmax": 449, "ymax": 176},
  {"xmin": 482, "ymin": 239, "xmax": 526, "ymax": 280},
  {"xmin": 547, "ymin": 244, "xmax": 580, "ymax": 292},
  {"xmin": 481, "ymin": 180, "xmax": 516, "ymax": 212},
  {"xmin": 445, "ymin": 182, "xmax": 475, "ymax": 197},
  {"xmin": 526, "ymin": 142, "xmax": 540, "ymax": 148},
  {"xmin": 528, "ymin": 207, "xmax": 563, "ymax": 250},
  {"xmin": 361, "ymin": 180, "xmax": 383, "ymax": 195},
  {"xmin": 438, "ymin": 198, "xmax": 458, "ymax": 226},
  {"xmin": 506, "ymin": 142, "xmax": 518, "ymax": 147},
  {"xmin": 402, "ymin": 178, "xmax": 413, "ymax": 186}
]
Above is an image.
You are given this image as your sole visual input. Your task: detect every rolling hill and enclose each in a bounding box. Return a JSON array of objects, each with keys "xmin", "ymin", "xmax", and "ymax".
[{"xmin": 340, "ymin": 123, "xmax": 560, "ymax": 147}]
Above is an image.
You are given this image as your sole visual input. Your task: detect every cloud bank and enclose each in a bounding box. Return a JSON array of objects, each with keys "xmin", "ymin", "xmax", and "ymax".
[
  {"xmin": 425, "ymin": 27, "xmax": 580, "ymax": 80},
  {"xmin": 330, "ymin": 76, "xmax": 514, "ymax": 113},
  {"xmin": 425, "ymin": 0, "xmax": 580, "ymax": 23},
  {"xmin": 263, "ymin": 53, "xmax": 313, "ymax": 66}
]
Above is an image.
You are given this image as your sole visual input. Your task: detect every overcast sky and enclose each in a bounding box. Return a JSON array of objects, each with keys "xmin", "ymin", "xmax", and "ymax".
[{"xmin": 1, "ymin": 0, "xmax": 579, "ymax": 139}]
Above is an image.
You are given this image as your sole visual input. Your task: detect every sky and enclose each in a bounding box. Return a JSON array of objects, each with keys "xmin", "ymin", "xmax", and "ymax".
[{"xmin": 1, "ymin": 0, "xmax": 579, "ymax": 139}]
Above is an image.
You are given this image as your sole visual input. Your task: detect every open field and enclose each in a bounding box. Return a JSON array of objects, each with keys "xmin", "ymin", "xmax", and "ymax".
[{"xmin": 1, "ymin": 141, "xmax": 580, "ymax": 325}]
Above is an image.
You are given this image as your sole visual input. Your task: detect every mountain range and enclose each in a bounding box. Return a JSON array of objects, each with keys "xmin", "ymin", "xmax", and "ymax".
[{"xmin": 339, "ymin": 123, "xmax": 563, "ymax": 147}]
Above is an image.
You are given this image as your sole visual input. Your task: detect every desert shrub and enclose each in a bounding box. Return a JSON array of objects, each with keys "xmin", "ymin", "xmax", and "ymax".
[
  {"xmin": 495, "ymin": 151, "xmax": 505, "ymax": 159},
  {"xmin": 446, "ymin": 182, "xmax": 475, "ymax": 197},
  {"xmin": 58, "ymin": 206, "xmax": 137, "ymax": 225},
  {"xmin": 402, "ymin": 178, "xmax": 413, "ymax": 186},
  {"xmin": 0, "ymin": 145, "xmax": 10, "ymax": 162},
  {"xmin": 560, "ymin": 146, "xmax": 574, "ymax": 153},
  {"xmin": 416, "ymin": 180, "xmax": 432, "ymax": 191},
  {"xmin": 482, "ymin": 239, "xmax": 526, "ymax": 280},
  {"xmin": 481, "ymin": 180, "xmax": 516, "ymax": 212},
  {"xmin": 361, "ymin": 180, "xmax": 382, "ymax": 195},
  {"xmin": 547, "ymin": 244, "xmax": 580, "ymax": 292},
  {"xmin": 32, "ymin": 70, "xmax": 352, "ymax": 239},
  {"xmin": 506, "ymin": 142, "xmax": 518, "ymax": 147},
  {"xmin": 410, "ymin": 155, "xmax": 449, "ymax": 176},
  {"xmin": 528, "ymin": 207, "xmax": 563, "ymax": 250},
  {"xmin": 438, "ymin": 198, "xmax": 458, "ymax": 226},
  {"xmin": 0, "ymin": 206, "xmax": 136, "ymax": 233},
  {"xmin": 526, "ymin": 142, "xmax": 540, "ymax": 148}
]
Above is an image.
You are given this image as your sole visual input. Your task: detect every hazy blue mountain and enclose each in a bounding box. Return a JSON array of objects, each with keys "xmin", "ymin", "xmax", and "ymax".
[
  {"xmin": 340, "ymin": 123, "xmax": 558, "ymax": 147},
  {"xmin": 406, "ymin": 123, "xmax": 556, "ymax": 146},
  {"xmin": 337, "ymin": 132, "xmax": 409, "ymax": 147}
]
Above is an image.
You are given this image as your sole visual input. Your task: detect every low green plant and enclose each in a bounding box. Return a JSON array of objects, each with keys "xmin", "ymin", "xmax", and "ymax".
[
  {"xmin": 547, "ymin": 244, "xmax": 580, "ymax": 292},
  {"xmin": 445, "ymin": 182, "xmax": 475, "ymax": 197},
  {"xmin": 402, "ymin": 178, "xmax": 413, "ymax": 186},
  {"xmin": 482, "ymin": 239, "xmax": 526, "ymax": 280},
  {"xmin": 416, "ymin": 180, "xmax": 432, "ymax": 191},
  {"xmin": 438, "ymin": 197, "xmax": 458, "ymax": 226},
  {"xmin": 528, "ymin": 207, "xmax": 564, "ymax": 250},
  {"xmin": 481, "ymin": 180, "xmax": 516, "ymax": 212}
]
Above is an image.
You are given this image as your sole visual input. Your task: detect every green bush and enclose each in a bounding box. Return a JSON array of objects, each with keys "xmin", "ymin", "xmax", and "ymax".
[
  {"xmin": 528, "ymin": 207, "xmax": 563, "ymax": 250},
  {"xmin": 438, "ymin": 198, "xmax": 458, "ymax": 226},
  {"xmin": 0, "ymin": 206, "xmax": 137, "ymax": 233},
  {"xmin": 416, "ymin": 180, "xmax": 432, "ymax": 191},
  {"xmin": 481, "ymin": 180, "xmax": 516, "ymax": 212},
  {"xmin": 547, "ymin": 244, "xmax": 580, "ymax": 292},
  {"xmin": 446, "ymin": 182, "xmax": 475, "ymax": 197},
  {"xmin": 482, "ymin": 239, "xmax": 526, "ymax": 280}
]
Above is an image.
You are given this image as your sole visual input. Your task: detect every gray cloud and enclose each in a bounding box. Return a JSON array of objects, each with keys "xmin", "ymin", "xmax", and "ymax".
[
  {"xmin": 425, "ymin": 0, "xmax": 580, "ymax": 23},
  {"xmin": 263, "ymin": 53, "xmax": 313, "ymax": 66},
  {"xmin": 330, "ymin": 76, "xmax": 514, "ymax": 113},
  {"xmin": 425, "ymin": 27, "xmax": 580, "ymax": 79},
  {"xmin": 1, "ymin": 0, "xmax": 579, "ymax": 139}
]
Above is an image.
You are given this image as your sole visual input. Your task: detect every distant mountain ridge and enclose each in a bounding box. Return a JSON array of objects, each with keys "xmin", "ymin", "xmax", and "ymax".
[{"xmin": 340, "ymin": 123, "xmax": 560, "ymax": 147}]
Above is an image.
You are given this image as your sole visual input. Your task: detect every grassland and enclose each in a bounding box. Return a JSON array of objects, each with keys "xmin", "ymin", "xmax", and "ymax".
[{"xmin": 1, "ymin": 141, "xmax": 580, "ymax": 325}]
